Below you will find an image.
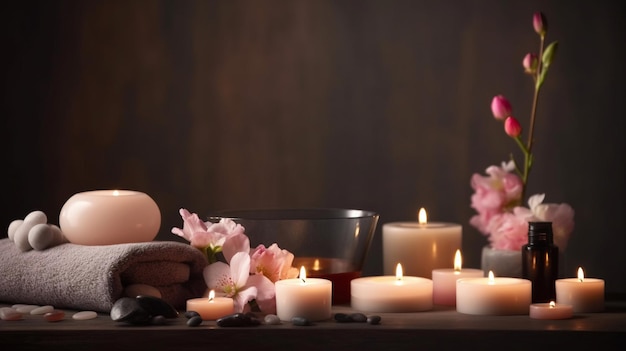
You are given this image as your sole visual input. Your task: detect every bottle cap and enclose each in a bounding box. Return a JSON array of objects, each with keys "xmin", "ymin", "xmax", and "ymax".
[{"xmin": 528, "ymin": 221, "xmax": 553, "ymax": 242}]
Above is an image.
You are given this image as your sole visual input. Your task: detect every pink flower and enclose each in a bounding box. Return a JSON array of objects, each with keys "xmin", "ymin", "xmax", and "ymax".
[
  {"xmin": 204, "ymin": 251, "xmax": 276, "ymax": 313},
  {"xmin": 250, "ymin": 243, "xmax": 299, "ymax": 283},
  {"xmin": 533, "ymin": 12, "xmax": 547, "ymax": 37},
  {"xmin": 504, "ymin": 116, "xmax": 522, "ymax": 137},
  {"xmin": 487, "ymin": 211, "xmax": 530, "ymax": 250},
  {"xmin": 523, "ymin": 53, "xmax": 538, "ymax": 74},
  {"xmin": 491, "ymin": 95, "xmax": 512, "ymax": 120},
  {"xmin": 525, "ymin": 194, "xmax": 575, "ymax": 250},
  {"xmin": 470, "ymin": 161, "xmax": 524, "ymax": 234},
  {"xmin": 171, "ymin": 208, "xmax": 209, "ymax": 248}
]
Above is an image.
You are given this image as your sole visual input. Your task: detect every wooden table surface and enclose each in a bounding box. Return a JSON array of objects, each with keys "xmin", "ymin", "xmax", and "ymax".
[{"xmin": 2, "ymin": 300, "xmax": 625, "ymax": 351}]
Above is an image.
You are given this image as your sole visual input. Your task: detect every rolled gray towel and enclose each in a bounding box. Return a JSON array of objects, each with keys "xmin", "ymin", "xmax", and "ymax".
[{"xmin": 0, "ymin": 238, "xmax": 208, "ymax": 312}]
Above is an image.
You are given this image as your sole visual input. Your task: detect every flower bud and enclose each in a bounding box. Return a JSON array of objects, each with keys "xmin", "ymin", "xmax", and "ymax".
[
  {"xmin": 533, "ymin": 12, "xmax": 547, "ymax": 37},
  {"xmin": 491, "ymin": 95, "xmax": 512, "ymax": 120},
  {"xmin": 504, "ymin": 116, "xmax": 522, "ymax": 137},
  {"xmin": 522, "ymin": 53, "xmax": 538, "ymax": 74}
]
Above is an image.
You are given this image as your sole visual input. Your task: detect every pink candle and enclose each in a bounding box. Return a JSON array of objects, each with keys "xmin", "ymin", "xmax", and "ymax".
[
  {"xmin": 555, "ymin": 267, "xmax": 605, "ymax": 313},
  {"xmin": 432, "ymin": 250, "xmax": 483, "ymax": 306},
  {"xmin": 59, "ymin": 190, "xmax": 161, "ymax": 245},
  {"xmin": 186, "ymin": 290, "xmax": 234, "ymax": 320},
  {"xmin": 529, "ymin": 301, "xmax": 573, "ymax": 319}
]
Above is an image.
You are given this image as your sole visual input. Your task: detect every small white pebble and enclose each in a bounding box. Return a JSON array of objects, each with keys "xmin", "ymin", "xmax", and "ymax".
[
  {"xmin": 1, "ymin": 307, "xmax": 21, "ymax": 319},
  {"xmin": 11, "ymin": 304, "xmax": 28, "ymax": 309},
  {"xmin": 16, "ymin": 305, "xmax": 40, "ymax": 313},
  {"xmin": 264, "ymin": 314, "xmax": 281, "ymax": 325},
  {"xmin": 72, "ymin": 311, "xmax": 98, "ymax": 320},
  {"xmin": 30, "ymin": 305, "xmax": 54, "ymax": 315}
]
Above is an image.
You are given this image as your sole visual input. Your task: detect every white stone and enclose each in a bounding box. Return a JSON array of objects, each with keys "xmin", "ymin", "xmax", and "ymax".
[
  {"xmin": 28, "ymin": 224, "xmax": 54, "ymax": 250},
  {"xmin": 16, "ymin": 305, "xmax": 40, "ymax": 313},
  {"xmin": 72, "ymin": 311, "xmax": 98, "ymax": 320},
  {"xmin": 30, "ymin": 305, "xmax": 54, "ymax": 315},
  {"xmin": 7, "ymin": 219, "xmax": 23, "ymax": 241}
]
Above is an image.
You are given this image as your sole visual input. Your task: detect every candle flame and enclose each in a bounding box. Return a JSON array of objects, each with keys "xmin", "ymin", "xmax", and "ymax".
[
  {"xmin": 418, "ymin": 208, "xmax": 428, "ymax": 225},
  {"xmin": 395, "ymin": 263, "xmax": 403, "ymax": 281},
  {"xmin": 112, "ymin": 190, "xmax": 120, "ymax": 196},
  {"xmin": 549, "ymin": 301, "xmax": 556, "ymax": 308},
  {"xmin": 454, "ymin": 249, "xmax": 462, "ymax": 272},
  {"xmin": 208, "ymin": 289, "xmax": 215, "ymax": 302},
  {"xmin": 488, "ymin": 270, "xmax": 495, "ymax": 284},
  {"xmin": 300, "ymin": 266, "xmax": 307, "ymax": 283},
  {"xmin": 312, "ymin": 259, "xmax": 321, "ymax": 271},
  {"xmin": 577, "ymin": 267, "xmax": 585, "ymax": 282}
]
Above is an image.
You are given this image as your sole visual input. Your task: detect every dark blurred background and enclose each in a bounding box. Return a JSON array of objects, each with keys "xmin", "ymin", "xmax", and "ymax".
[{"xmin": 2, "ymin": 1, "xmax": 624, "ymax": 294}]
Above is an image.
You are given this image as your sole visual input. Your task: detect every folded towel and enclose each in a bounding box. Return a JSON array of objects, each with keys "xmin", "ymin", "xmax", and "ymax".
[{"xmin": 0, "ymin": 238, "xmax": 208, "ymax": 312}]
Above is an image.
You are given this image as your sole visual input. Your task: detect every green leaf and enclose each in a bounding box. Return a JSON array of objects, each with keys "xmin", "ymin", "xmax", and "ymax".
[
  {"xmin": 536, "ymin": 41, "xmax": 559, "ymax": 90},
  {"xmin": 542, "ymin": 41, "xmax": 559, "ymax": 68}
]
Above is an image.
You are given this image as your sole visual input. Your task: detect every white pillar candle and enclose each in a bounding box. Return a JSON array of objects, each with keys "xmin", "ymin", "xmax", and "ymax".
[
  {"xmin": 432, "ymin": 250, "xmax": 483, "ymax": 306},
  {"xmin": 555, "ymin": 267, "xmax": 605, "ymax": 313},
  {"xmin": 351, "ymin": 263, "xmax": 433, "ymax": 312},
  {"xmin": 186, "ymin": 290, "xmax": 234, "ymax": 320},
  {"xmin": 59, "ymin": 190, "xmax": 161, "ymax": 245},
  {"xmin": 456, "ymin": 271, "xmax": 532, "ymax": 315},
  {"xmin": 383, "ymin": 208, "xmax": 461, "ymax": 279},
  {"xmin": 275, "ymin": 267, "xmax": 332, "ymax": 321},
  {"xmin": 529, "ymin": 301, "xmax": 573, "ymax": 320}
]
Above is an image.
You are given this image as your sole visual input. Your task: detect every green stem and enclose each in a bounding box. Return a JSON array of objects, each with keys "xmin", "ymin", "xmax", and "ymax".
[{"xmin": 521, "ymin": 34, "xmax": 545, "ymax": 199}]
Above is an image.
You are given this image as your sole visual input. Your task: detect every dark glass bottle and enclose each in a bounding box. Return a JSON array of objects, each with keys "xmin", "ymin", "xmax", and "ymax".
[{"xmin": 522, "ymin": 221, "xmax": 559, "ymax": 303}]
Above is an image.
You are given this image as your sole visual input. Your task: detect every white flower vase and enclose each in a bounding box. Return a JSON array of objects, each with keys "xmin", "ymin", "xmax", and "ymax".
[{"xmin": 480, "ymin": 245, "xmax": 522, "ymax": 278}]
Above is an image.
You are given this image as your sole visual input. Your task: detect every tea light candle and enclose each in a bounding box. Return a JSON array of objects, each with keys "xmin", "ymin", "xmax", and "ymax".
[
  {"xmin": 529, "ymin": 301, "xmax": 573, "ymax": 319},
  {"xmin": 59, "ymin": 189, "xmax": 161, "ymax": 245},
  {"xmin": 383, "ymin": 208, "xmax": 461, "ymax": 279},
  {"xmin": 555, "ymin": 267, "xmax": 605, "ymax": 313},
  {"xmin": 432, "ymin": 250, "xmax": 483, "ymax": 305},
  {"xmin": 275, "ymin": 267, "xmax": 332, "ymax": 321},
  {"xmin": 351, "ymin": 263, "xmax": 433, "ymax": 312},
  {"xmin": 186, "ymin": 290, "xmax": 235, "ymax": 320},
  {"xmin": 456, "ymin": 271, "xmax": 532, "ymax": 315}
]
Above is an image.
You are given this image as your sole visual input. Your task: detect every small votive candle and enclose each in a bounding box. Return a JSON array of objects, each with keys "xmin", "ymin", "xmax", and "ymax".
[
  {"xmin": 529, "ymin": 301, "xmax": 573, "ymax": 320},
  {"xmin": 456, "ymin": 271, "xmax": 532, "ymax": 315},
  {"xmin": 555, "ymin": 267, "xmax": 605, "ymax": 313},
  {"xmin": 275, "ymin": 267, "xmax": 332, "ymax": 321},
  {"xmin": 351, "ymin": 263, "xmax": 433, "ymax": 312},
  {"xmin": 186, "ymin": 290, "xmax": 235, "ymax": 320},
  {"xmin": 432, "ymin": 250, "xmax": 483, "ymax": 306}
]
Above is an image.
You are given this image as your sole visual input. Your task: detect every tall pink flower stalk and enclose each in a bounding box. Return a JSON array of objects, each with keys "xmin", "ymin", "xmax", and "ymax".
[{"xmin": 470, "ymin": 12, "xmax": 574, "ymax": 251}]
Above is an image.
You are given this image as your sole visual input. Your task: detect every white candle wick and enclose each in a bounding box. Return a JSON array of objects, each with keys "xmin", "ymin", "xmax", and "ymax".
[
  {"xmin": 488, "ymin": 270, "xmax": 495, "ymax": 285},
  {"xmin": 549, "ymin": 300, "xmax": 556, "ymax": 308},
  {"xmin": 208, "ymin": 289, "xmax": 215, "ymax": 302}
]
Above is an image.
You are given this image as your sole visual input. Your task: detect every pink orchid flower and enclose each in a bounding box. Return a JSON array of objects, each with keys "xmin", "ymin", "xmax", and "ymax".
[
  {"xmin": 470, "ymin": 161, "xmax": 524, "ymax": 234},
  {"xmin": 250, "ymin": 243, "xmax": 299, "ymax": 283},
  {"xmin": 204, "ymin": 251, "xmax": 276, "ymax": 313}
]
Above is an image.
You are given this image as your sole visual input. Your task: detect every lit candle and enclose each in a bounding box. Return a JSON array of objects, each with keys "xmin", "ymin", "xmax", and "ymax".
[
  {"xmin": 555, "ymin": 267, "xmax": 605, "ymax": 313},
  {"xmin": 186, "ymin": 290, "xmax": 235, "ymax": 320},
  {"xmin": 432, "ymin": 250, "xmax": 483, "ymax": 306},
  {"xmin": 456, "ymin": 271, "xmax": 532, "ymax": 315},
  {"xmin": 350, "ymin": 263, "xmax": 433, "ymax": 312},
  {"xmin": 59, "ymin": 189, "xmax": 161, "ymax": 245},
  {"xmin": 383, "ymin": 208, "xmax": 462, "ymax": 278},
  {"xmin": 275, "ymin": 266, "xmax": 332, "ymax": 321},
  {"xmin": 529, "ymin": 300, "xmax": 573, "ymax": 320}
]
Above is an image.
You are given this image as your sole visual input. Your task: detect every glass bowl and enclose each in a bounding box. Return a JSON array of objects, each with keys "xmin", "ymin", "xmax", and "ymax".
[{"xmin": 208, "ymin": 208, "xmax": 379, "ymax": 305}]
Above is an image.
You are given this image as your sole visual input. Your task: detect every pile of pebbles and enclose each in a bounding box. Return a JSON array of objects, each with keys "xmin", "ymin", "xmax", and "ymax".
[
  {"xmin": 0, "ymin": 304, "xmax": 97, "ymax": 322},
  {"xmin": 183, "ymin": 311, "xmax": 382, "ymax": 327}
]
